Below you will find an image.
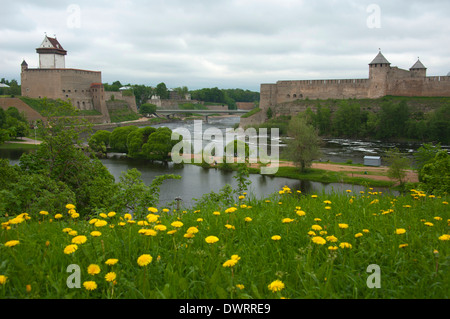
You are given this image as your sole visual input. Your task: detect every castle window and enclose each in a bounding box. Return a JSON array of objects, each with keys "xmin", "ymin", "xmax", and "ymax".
[
  {"xmin": 293, "ymin": 94, "xmax": 297, "ymax": 98},
  {"xmin": 287, "ymin": 94, "xmax": 290, "ymax": 98},
  {"xmin": 62, "ymin": 89, "xmax": 66, "ymax": 93},
  {"xmin": 66, "ymin": 95, "xmax": 69, "ymax": 98}
]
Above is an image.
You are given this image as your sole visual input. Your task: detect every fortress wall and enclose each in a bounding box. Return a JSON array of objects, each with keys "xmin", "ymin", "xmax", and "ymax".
[
  {"xmin": 21, "ymin": 68, "xmax": 102, "ymax": 110},
  {"xmin": 387, "ymin": 76, "xmax": 450, "ymax": 97},
  {"xmin": 259, "ymin": 83, "xmax": 278, "ymax": 110},
  {"xmin": 274, "ymin": 79, "xmax": 370, "ymax": 103}
]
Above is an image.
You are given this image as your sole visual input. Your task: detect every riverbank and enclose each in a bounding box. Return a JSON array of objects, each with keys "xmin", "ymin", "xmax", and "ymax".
[{"xmin": 183, "ymin": 154, "xmax": 417, "ymax": 188}]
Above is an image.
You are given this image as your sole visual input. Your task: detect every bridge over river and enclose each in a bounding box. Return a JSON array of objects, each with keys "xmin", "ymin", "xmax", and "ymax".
[{"xmin": 156, "ymin": 109, "xmax": 250, "ymax": 122}]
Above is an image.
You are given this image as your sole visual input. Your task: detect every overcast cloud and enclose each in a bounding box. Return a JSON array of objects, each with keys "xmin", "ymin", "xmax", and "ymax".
[{"xmin": 1, "ymin": 0, "xmax": 450, "ymax": 91}]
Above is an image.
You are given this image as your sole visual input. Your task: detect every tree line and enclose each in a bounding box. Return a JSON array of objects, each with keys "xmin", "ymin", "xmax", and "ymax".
[
  {"xmin": 103, "ymin": 81, "xmax": 259, "ymax": 110},
  {"xmin": 301, "ymin": 99, "xmax": 450, "ymax": 144}
]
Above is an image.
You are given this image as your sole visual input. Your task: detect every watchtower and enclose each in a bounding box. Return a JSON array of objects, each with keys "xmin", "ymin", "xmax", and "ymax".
[
  {"xmin": 368, "ymin": 50, "xmax": 390, "ymax": 98},
  {"xmin": 409, "ymin": 58, "xmax": 427, "ymax": 77}
]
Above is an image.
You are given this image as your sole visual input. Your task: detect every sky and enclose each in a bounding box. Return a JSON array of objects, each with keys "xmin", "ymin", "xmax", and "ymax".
[{"xmin": 1, "ymin": 0, "xmax": 450, "ymax": 91}]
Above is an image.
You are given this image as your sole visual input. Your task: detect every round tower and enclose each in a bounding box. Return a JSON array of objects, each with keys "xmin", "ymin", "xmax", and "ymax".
[{"xmin": 368, "ymin": 50, "xmax": 390, "ymax": 98}]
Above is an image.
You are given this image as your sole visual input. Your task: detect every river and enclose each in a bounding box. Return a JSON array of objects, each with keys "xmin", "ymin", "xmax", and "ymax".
[{"xmin": 3, "ymin": 116, "xmax": 444, "ymax": 208}]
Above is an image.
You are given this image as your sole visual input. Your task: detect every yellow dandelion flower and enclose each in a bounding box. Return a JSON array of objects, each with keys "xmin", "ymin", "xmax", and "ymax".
[
  {"xmin": 325, "ymin": 206, "xmax": 332, "ymax": 210},
  {"xmin": 395, "ymin": 228, "xmax": 406, "ymax": 235},
  {"xmin": 438, "ymin": 234, "xmax": 450, "ymax": 241},
  {"xmin": 328, "ymin": 246, "xmax": 338, "ymax": 251},
  {"xmin": 167, "ymin": 230, "xmax": 177, "ymax": 235},
  {"xmin": 363, "ymin": 229, "xmax": 370, "ymax": 233},
  {"xmin": 268, "ymin": 280, "xmax": 285, "ymax": 293},
  {"xmin": 311, "ymin": 236, "xmax": 326, "ymax": 245},
  {"xmin": 94, "ymin": 220, "xmax": 108, "ymax": 227},
  {"xmin": 424, "ymin": 222, "xmax": 434, "ymax": 227},
  {"xmin": 154, "ymin": 224, "xmax": 167, "ymax": 231},
  {"xmin": 148, "ymin": 207, "xmax": 158, "ymax": 213},
  {"xmin": 339, "ymin": 242, "xmax": 352, "ymax": 249},
  {"xmin": 90, "ymin": 231, "xmax": 102, "ymax": 237},
  {"xmin": 205, "ymin": 236, "xmax": 219, "ymax": 244},
  {"xmin": 4, "ymin": 240, "xmax": 20, "ymax": 247},
  {"xmin": 105, "ymin": 272, "xmax": 116, "ymax": 282},
  {"xmin": 223, "ymin": 259, "xmax": 238, "ymax": 267},
  {"xmin": 282, "ymin": 218, "xmax": 294, "ymax": 224},
  {"xmin": 225, "ymin": 207, "xmax": 237, "ymax": 213},
  {"xmin": 244, "ymin": 217, "xmax": 252, "ymax": 222},
  {"xmin": 54, "ymin": 214, "xmax": 63, "ymax": 219},
  {"xmin": 186, "ymin": 226, "xmax": 199, "ymax": 234},
  {"xmin": 307, "ymin": 231, "xmax": 316, "ymax": 236},
  {"xmin": 399, "ymin": 244, "xmax": 408, "ymax": 248},
  {"xmin": 311, "ymin": 195, "xmax": 318, "ymax": 198},
  {"xmin": 338, "ymin": 223, "xmax": 349, "ymax": 229},
  {"xmin": 65, "ymin": 204, "xmax": 75, "ymax": 210},
  {"xmin": 326, "ymin": 235, "xmax": 338, "ymax": 242},
  {"xmin": 433, "ymin": 216, "xmax": 442, "ymax": 221},
  {"xmin": 83, "ymin": 281, "xmax": 97, "ymax": 291},
  {"xmin": 311, "ymin": 225, "xmax": 322, "ymax": 231},
  {"xmin": 107, "ymin": 212, "xmax": 116, "ymax": 218},
  {"xmin": 197, "ymin": 218, "xmax": 203, "ymax": 222},
  {"xmin": 171, "ymin": 221, "xmax": 183, "ymax": 228},
  {"xmin": 146, "ymin": 214, "xmax": 159, "ymax": 223},
  {"xmin": 39, "ymin": 211, "xmax": 49, "ymax": 216},
  {"xmin": 184, "ymin": 232, "xmax": 195, "ymax": 238},
  {"xmin": 63, "ymin": 244, "xmax": 78, "ymax": 255},
  {"xmin": 71, "ymin": 235, "xmax": 87, "ymax": 245},
  {"xmin": 143, "ymin": 229, "xmax": 157, "ymax": 236},
  {"xmin": 68, "ymin": 230, "xmax": 78, "ymax": 236},
  {"xmin": 62, "ymin": 227, "xmax": 72, "ymax": 233},
  {"xmin": 236, "ymin": 284, "xmax": 245, "ymax": 290},
  {"xmin": 225, "ymin": 224, "xmax": 235, "ymax": 230},
  {"xmin": 105, "ymin": 259, "xmax": 119, "ymax": 266},
  {"xmin": 124, "ymin": 213, "xmax": 132, "ymax": 220},
  {"xmin": 271, "ymin": 235, "xmax": 281, "ymax": 241},
  {"xmin": 296, "ymin": 210, "xmax": 306, "ymax": 217},
  {"xmin": 355, "ymin": 233, "xmax": 363, "ymax": 238},
  {"xmin": 137, "ymin": 254, "xmax": 153, "ymax": 267},
  {"xmin": 87, "ymin": 264, "xmax": 101, "ymax": 276},
  {"xmin": 0, "ymin": 275, "xmax": 7, "ymax": 285}
]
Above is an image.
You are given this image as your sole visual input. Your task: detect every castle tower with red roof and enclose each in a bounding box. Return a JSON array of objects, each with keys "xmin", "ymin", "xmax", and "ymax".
[{"xmin": 36, "ymin": 35, "xmax": 67, "ymax": 69}]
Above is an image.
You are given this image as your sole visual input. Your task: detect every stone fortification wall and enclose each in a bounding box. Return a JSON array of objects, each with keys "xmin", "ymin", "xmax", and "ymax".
[{"xmin": 21, "ymin": 68, "xmax": 101, "ymax": 111}]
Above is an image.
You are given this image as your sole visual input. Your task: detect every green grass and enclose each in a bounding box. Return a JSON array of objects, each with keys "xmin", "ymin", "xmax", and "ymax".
[
  {"xmin": 20, "ymin": 97, "xmax": 102, "ymax": 116},
  {"xmin": 0, "ymin": 143, "xmax": 40, "ymax": 150},
  {"xmin": 240, "ymin": 107, "xmax": 261, "ymax": 118},
  {"xmin": 1, "ymin": 188, "xmax": 448, "ymax": 298},
  {"xmin": 108, "ymin": 107, "xmax": 141, "ymax": 123}
]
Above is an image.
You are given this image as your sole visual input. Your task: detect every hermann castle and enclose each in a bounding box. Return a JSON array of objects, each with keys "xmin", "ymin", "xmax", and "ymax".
[
  {"xmin": 259, "ymin": 51, "xmax": 450, "ymax": 114},
  {"xmin": 20, "ymin": 35, "xmax": 113, "ymax": 122}
]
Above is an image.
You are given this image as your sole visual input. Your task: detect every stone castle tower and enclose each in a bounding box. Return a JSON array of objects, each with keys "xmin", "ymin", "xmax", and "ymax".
[{"xmin": 21, "ymin": 35, "xmax": 110, "ymax": 123}]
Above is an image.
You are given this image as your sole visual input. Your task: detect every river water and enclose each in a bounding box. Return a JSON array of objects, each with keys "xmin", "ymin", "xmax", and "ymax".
[{"xmin": 3, "ymin": 116, "xmax": 445, "ymax": 208}]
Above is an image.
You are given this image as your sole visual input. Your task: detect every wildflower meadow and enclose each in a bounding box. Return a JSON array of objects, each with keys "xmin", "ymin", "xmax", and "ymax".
[{"xmin": 0, "ymin": 187, "xmax": 448, "ymax": 299}]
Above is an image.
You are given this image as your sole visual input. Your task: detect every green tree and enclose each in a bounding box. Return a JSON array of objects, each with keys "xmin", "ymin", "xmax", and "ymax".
[
  {"xmin": 142, "ymin": 127, "xmax": 176, "ymax": 161},
  {"xmin": 88, "ymin": 130, "xmax": 112, "ymax": 154},
  {"xmin": 420, "ymin": 150, "xmax": 450, "ymax": 195},
  {"xmin": 127, "ymin": 126, "xmax": 156, "ymax": 158},
  {"xmin": 156, "ymin": 82, "xmax": 169, "ymax": 100},
  {"xmin": 285, "ymin": 114, "xmax": 322, "ymax": 172},
  {"xmin": 414, "ymin": 143, "xmax": 442, "ymax": 181},
  {"xmin": 383, "ymin": 147, "xmax": 411, "ymax": 187},
  {"xmin": 109, "ymin": 126, "xmax": 138, "ymax": 153},
  {"xmin": 139, "ymin": 103, "xmax": 157, "ymax": 115}
]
